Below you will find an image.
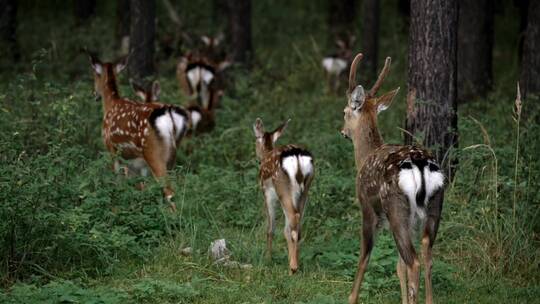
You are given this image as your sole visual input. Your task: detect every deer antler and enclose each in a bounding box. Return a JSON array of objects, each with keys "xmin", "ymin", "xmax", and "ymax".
[
  {"xmin": 348, "ymin": 53, "xmax": 364, "ymax": 94},
  {"xmin": 368, "ymin": 57, "xmax": 391, "ymax": 97}
]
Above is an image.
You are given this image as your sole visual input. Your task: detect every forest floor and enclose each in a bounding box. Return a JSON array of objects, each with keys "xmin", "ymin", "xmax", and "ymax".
[{"xmin": 1, "ymin": 1, "xmax": 539, "ymax": 303}]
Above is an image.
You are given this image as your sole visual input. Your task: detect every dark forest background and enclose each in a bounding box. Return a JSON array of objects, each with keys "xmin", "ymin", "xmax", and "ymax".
[{"xmin": 0, "ymin": 0, "xmax": 539, "ymax": 303}]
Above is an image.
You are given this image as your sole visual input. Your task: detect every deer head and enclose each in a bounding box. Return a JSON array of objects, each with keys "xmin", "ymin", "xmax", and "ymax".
[
  {"xmin": 88, "ymin": 52, "xmax": 127, "ymax": 102},
  {"xmin": 341, "ymin": 54, "xmax": 400, "ymax": 142},
  {"xmin": 132, "ymin": 80, "xmax": 161, "ymax": 103},
  {"xmin": 253, "ymin": 118, "xmax": 289, "ymax": 160}
]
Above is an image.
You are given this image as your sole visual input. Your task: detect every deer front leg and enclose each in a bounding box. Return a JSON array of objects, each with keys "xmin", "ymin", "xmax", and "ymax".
[{"xmin": 348, "ymin": 205, "xmax": 377, "ymax": 304}]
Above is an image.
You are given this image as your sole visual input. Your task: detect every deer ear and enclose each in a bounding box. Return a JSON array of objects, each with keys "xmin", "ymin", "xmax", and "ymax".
[
  {"xmin": 114, "ymin": 57, "xmax": 128, "ymax": 74},
  {"xmin": 272, "ymin": 118, "xmax": 290, "ymax": 143},
  {"xmin": 253, "ymin": 118, "xmax": 264, "ymax": 138},
  {"xmin": 151, "ymin": 81, "xmax": 161, "ymax": 101},
  {"xmin": 88, "ymin": 53, "xmax": 103, "ymax": 75},
  {"xmin": 350, "ymin": 85, "xmax": 366, "ymax": 110},
  {"xmin": 201, "ymin": 35, "xmax": 211, "ymax": 46},
  {"xmin": 131, "ymin": 80, "xmax": 147, "ymax": 101},
  {"xmin": 376, "ymin": 87, "xmax": 400, "ymax": 113},
  {"xmin": 335, "ymin": 39, "xmax": 346, "ymax": 49},
  {"xmin": 217, "ymin": 59, "xmax": 232, "ymax": 71}
]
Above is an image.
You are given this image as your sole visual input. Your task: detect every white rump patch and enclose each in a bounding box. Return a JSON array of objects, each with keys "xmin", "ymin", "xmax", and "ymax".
[
  {"xmin": 398, "ymin": 164, "xmax": 424, "ymax": 219},
  {"xmin": 282, "ymin": 155, "xmax": 313, "ymax": 209},
  {"xmin": 201, "ymin": 69, "xmax": 214, "ymax": 84},
  {"xmin": 186, "ymin": 67, "xmax": 214, "ymax": 88},
  {"xmin": 424, "ymin": 163, "xmax": 445, "ymax": 203},
  {"xmin": 170, "ymin": 111, "xmax": 186, "ymax": 139},
  {"xmin": 155, "ymin": 113, "xmax": 174, "ymax": 144},
  {"xmin": 299, "ymin": 155, "xmax": 313, "ymax": 177},
  {"xmin": 322, "ymin": 57, "xmax": 347, "ymax": 75},
  {"xmin": 190, "ymin": 110, "xmax": 202, "ymax": 129},
  {"xmin": 398, "ymin": 160, "xmax": 445, "ymax": 221}
]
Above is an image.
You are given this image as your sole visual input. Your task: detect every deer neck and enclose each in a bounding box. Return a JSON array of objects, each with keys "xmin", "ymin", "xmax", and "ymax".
[
  {"xmin": 352, "ymin": 114, "xmax": 384, "ymax": 168},
  {"xmin": 101, "ymin": 68, "xmax": 121, "ymax": 113}
]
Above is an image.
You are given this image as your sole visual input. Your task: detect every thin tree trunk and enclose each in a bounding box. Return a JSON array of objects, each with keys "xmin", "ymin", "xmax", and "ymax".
[
  {"xmin": 129, "ymin": 0, "xmax": 156, "ymax": 88},
  {"xmin": 0, "ymin": 0, "xmax": 19, "ymax": 62},
  {"xmin": 74, "ymin": 0, "xmax": 96, "ymax": 24},
  {"xmin": 515, "ymin": 0, "xmax": 529, "ymax": 63},
  {"xmin": 406, "ymin": 0, "xmax": 458, "ymax": 180},
  {"xmin": 227, "ymin": 0, "xmax": 252, "ymax": 67},
  {"xmin": 360, "ymin": 0, "xmax": 379, "ymax": 83},
  {"xmin": 458, "ymin": 0, "xmax": 494, "ymax": 102},
  {"xmin": 520, "ymin": 0, "xmax": 540, "ymax": 98},
  {"xmin": 116, "ymin": 0, "xmax": 130, "ymax": 56},
  {"xmin": 328, "ymin": 0, "xmax": 357, "ymax": 42}
]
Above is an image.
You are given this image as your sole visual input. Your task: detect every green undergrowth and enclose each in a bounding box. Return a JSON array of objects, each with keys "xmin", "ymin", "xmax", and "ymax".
[{"xmin": 1, "ymin": 0, "xmax": 538, "ymax": 303}]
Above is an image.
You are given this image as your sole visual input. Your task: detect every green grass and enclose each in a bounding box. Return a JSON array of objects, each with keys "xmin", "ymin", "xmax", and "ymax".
[{"xmin": 1, "ymin": 0, "xmax": 539, "ymax": 303}]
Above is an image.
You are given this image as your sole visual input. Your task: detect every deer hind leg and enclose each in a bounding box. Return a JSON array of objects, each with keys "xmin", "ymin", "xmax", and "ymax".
[
  {"xmin": 388, "ymin": 198, "xmax": 420, "ymax": 304},
  {"xmin": 263, "ymin": 183, "xmax": 278, "ymax": 260},
  {"xmin": 397, "ymin": 255, "xmax": 409, "ymax": 304},
  {"xmin": 348, "ymin": 204, "xmax": 378, "ymax": 304},
  {"xmin": 423, "ymin": 189, "xmax": 444, "ymax": 304},
  {"xmin": 144, "ymin": 144, "xmax": 175, "ymax": 211}
]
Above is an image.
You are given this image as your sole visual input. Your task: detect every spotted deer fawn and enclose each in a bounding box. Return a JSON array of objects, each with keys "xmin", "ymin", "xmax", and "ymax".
[
  {"xmin": 176, "ymin": 51, "xmax": 229, "ymax": 110},
  {"xmin": 322, "ymin": 34, "xmax": 355, "ymax": 93},
  {"xmin": 253, "ymin": 118, "xmax": 314, "ymax": 274},
  {"xmin": 341, "ymin": 53, "xmax": 445, "ymax": 304},
  {"xmin": 88, "ymin": 53, "xmax": 190, "ymax": 211},
  {"xmin": 132, "ymin": 80, "xmax": 217, "ymax": 135}
]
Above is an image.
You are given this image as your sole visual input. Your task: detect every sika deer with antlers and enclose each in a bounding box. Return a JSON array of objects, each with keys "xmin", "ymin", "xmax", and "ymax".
[
  {"xmin": 341, "ymin": 53, "xmax": 445, "ymax": 304},
  {"xmin": 253, "ymin": 118, "xmax": 314, "ymax": 274},
  {"xmin": 88, "ymin": 53, "xmax": 190, "ymax": 211}
]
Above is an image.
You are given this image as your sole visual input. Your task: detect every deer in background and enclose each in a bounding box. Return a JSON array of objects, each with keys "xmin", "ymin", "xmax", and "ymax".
[
  {"xmin": 176, "ymin": 51, "xmax": 230, "ymax": 110},
  {"xmin": 341, "ymin": 53, "xmax": 445, "ymax": 304},
  {"xmin": 322, "ymin": 34, "xmax": 355, "ymax": 94},
  {"xmin": 132, "ymin": 79, "xmax": 218, "ymax": 135},
  {"xmin": 253, "ymin": 118, "xmax": 314, "ymax": 275},
  {"xmin": 88, "ymin": 53, "xmax": 190, "ymax": 211}
]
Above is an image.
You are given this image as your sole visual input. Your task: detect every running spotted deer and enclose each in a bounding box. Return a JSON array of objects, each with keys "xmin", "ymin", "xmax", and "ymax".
[
  {"xmin": 341, "ymin": 53, "xmax": 445, "ymax": 304},
  {"xmin": 131, "ymin": 80, "xmax": 216, "ymax": 135},
  {"xmin": 88, "ymin": 53, "xmax": 190, "ymax": 211},
  {"xmin": 176, "ymin": 51, "xmax": 229, "ymax": 110},
  {"xmin": 253, "ymin": 118, "xmax": 314, "ymax": 274}
]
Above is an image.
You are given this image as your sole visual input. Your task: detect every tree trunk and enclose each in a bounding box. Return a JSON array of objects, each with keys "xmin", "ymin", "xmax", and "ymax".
[
  {"xmin": 328, "ymin": 0, "xmax": 357, "ymax": 41},
  {"xmin": 129, "ymin": 0, "xmax": 156, "ymax": 88},
  {"xmin": 457, "ymin": 0, "xmax": 494, "ymax": 102},
  {"xmin": 73, "ymin": 0, "xmax": 96, "ymax": 24},
  {"xmin": 515, "ymin": 0, "xmax": 529, "ymax": 63},
  {"xmin": 0, "ymin": 0, "xmax": 19, "ymax": 62},
  {"xmin": 360, "ymin": 0, "xmax": 379, "ymax": 83},
  {"xmin": 116, "ymin": 0, "xmax": 130, "ymax": 56},
  {"xmin": 227, "ymin": 0, "xmax": 252, "ymax": 66},
  {"xmin": 520, "ymin": 0, "xmax": 540, "ymax": 98},
  {"xmin": 406, "ymin": 0, "xmax": 458, "ymax": 180}
]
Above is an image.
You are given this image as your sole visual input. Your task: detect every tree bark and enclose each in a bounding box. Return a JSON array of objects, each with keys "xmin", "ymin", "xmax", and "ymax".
[
  {"xmin": 520, "ymin": 0, "xmax": 540, "ymax": 98},
  {"xmin": 73, "ymin": 0, "xmax": 96, "ymax": 24},
  {"xmin": 360, "ymin": 0, "xmax": 379, "ymax": 83},
  {"xmin": 457, "ymin": 0, "xmax": 494, "ymax": 102},
  {"xmin": 0, "ymin": 0, "xmax": 19, "ymax": 62},
  {"xmin": 116, "ymin": 0, "xmax": 130, "ymax": 55},
  {"xmin": 129, "ymin": 0, "xmax": 156, "ymax": 88},
  {"xmin": 328, "ymin": 0, "xmax": 357, "ymax": 41},
  {"xmin": 406, "ymin": 0, "xmax": 458, "ymax": 180},
  {"xmin": 227, "ymin": 0, "xmax": 252, "ymax": 67}
]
